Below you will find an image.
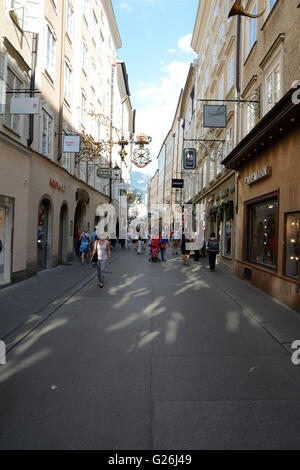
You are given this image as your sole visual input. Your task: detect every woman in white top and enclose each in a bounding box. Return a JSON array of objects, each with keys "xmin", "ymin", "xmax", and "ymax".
[{"xmin": 92, "ymin": 233, "xmax": 112, "ymax": 288}]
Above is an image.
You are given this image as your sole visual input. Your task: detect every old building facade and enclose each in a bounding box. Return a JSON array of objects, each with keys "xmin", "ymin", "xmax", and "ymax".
[
  {"xmin": 0, "ymin": 0, "xmax": 134, "ymax": 286},
  {"xmin": 223, "ymin": 0, "xmax": 300, "ymax": 311}
]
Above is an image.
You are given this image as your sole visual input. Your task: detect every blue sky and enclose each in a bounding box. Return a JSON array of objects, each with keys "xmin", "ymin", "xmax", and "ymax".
[{"xmin": 112, "ymin": 0, "xmax": 198, "ymax": 177}]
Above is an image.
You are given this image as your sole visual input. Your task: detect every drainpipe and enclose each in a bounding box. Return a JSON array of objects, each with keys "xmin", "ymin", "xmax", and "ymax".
[
  {"xmin": 58, "ymin": 0, "xmax": 66, "ymax": 161},
  {"xmin": 27, "ymin": 33, "xmax": 38, "ymax": 148}
]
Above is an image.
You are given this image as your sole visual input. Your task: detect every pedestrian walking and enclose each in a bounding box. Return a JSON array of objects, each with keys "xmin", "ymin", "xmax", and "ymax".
[
  {"xmin": 80, "ymin": 228, "xmax": 91, "ymax": 265},
  {"xmin": 74, "ymin": 228, "xmax": 81, "ymax": 257},
  {"xmin": 207, "ymin": 232, "xmax": 219, "ymax": 271},
  {"xmin": 181, "ymin": 233, "xmax": 190, "ymax": 266},
  {"xmin": 137, "ymin": 234, "xmax": 144, "ymax": 255},
  {"xmin": 159, "ymin": 234, "xmax": 168, "ymax": 262},
  {"xmin": 92, "ymin": 234, "xmax": 112, "ymax": 288}
]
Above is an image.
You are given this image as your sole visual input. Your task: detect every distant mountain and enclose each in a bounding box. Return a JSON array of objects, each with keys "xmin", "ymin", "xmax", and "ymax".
[{"xmin": 130, "ymin": 171, "xmax": 151, "ymax": 202}]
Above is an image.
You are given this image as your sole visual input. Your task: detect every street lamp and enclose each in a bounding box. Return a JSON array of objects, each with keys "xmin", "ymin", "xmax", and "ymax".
[{"xmin": 112, "ymin": 164, "xmax": 121, "ymax": 181}]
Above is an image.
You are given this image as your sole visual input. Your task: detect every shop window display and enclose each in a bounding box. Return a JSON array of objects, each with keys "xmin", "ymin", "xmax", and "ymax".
[
  {"xmin": 247, "ymin": 198, "xmax": 278, "ymax": 268},
  {"xmin": 285, "ymin": 212, "xmax": 300, "ymax": 280},
  {"xmin": 224, "ymin": 218, "xmax": 232, "ymax": 257}
]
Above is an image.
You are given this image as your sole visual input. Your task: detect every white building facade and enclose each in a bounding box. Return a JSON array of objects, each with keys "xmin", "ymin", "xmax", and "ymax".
[{"xmin": 0, "ymin": 0, "xmax": 134, "ymax": 285}]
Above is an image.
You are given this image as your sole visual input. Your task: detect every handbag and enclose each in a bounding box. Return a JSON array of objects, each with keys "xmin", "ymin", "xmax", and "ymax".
[{"xmin": 160, "ymin": 243, "xmax": 167, "ymax": 250}]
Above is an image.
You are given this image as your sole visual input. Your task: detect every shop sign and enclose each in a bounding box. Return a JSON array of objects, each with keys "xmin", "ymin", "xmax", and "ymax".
[
  {"xmin": 10, "ymin": 97, "xmax": 40, "ymax": 115},
  {"xmin": 172, "ymin": 179, "xmax": 184, "ymax": 189},
  {"xmin": 203, "ymin": 105, "xmax": 227, "ymax": 128},
  {"xmin": 63, "ymin": 135, "xmax": 80, "ymax": 153},
  {"xmin": 245, "ymin": 166, "xmax": 271, "ymax": 186},
  {"xmin": 49, "ymin": 178, "xmax": 65, "ymax": 192},
  {"xmin": 183, "ymin": 148, "xmax": 196, "ymax": 170},
  {"xmin": 97, "ymin": 168, "xmax": 112, "ymax": 178}
]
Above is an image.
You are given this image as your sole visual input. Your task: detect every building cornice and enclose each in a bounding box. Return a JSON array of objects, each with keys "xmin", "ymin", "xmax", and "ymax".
[
  {"xmin": 103, "ymin": 0, "xmax": 122, "ymax": 50},
  {"xmin": 223, "ymin": 88, "xmax": 300, "ymax": 170}
]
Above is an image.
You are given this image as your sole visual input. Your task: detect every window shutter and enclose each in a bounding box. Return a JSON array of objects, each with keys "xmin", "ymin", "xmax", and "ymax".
[{"xmin": 0, "ymin": 52, "xmax": 8, "ymax": 114}]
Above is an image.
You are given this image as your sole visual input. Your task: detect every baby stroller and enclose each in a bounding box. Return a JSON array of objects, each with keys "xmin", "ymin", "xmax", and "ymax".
[{"xmin": 149, "ymin": 239, "xmax": 160, "ymax": 262}]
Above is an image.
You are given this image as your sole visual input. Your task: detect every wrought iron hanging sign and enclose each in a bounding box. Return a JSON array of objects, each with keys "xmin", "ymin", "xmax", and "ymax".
[{"xmin": 132, "ymin": 133, "xmax": 152, "ymax": 168}]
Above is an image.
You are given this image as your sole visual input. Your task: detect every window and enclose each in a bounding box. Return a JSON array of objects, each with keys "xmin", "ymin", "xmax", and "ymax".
[
  {"xmin": 92, "ymin": 12, "xmax": 98, "ymax": 43},
  {"xmin": 97, "ymin": 30, "xmax": 103, "ymax": 58},
  {"xmin": 80, "ymin": 161, "xmax": 87, "ymax": 181},
  {"xmin": 216, "ymin": 150, "xmax": 222, "ymax": 175},
  {"xmin": 64, "ymin": 61, "xmax": 72, "ymax": 104},
  {"xmin": 213, "ymin": 0, "xmax": 218, "ymax": 24},
  {"xmin": 82, "ymin": 40, "xmax": 88, "ymax": 72},
  {"xmin": 88, "ymin": 164, "xmax": 95, "ymax": 187},
  {"xmin": 219, "ymin": 23, "xmax": 224, "ymax": 51},
  {"xmin": 266, "ymin": 63, "xmax": 281, "ymax": 112},
  {"xmin": 91, "ymin": 60, "xmax": 96, "ymax": 91},
  {"xmin": 81, "ymin": 93, "xmax": 87, "ymax": 126},
  {"xmin": 205, "ymin": 68, "xmax": 209, "ymax": 91},
  {"xmin": 285, "ymin": 212, "xmax": 300, "ymax": 280},
  {"xmin": 249, "ymin": 8, "xmax": 257, "ymax": 51},
  {"xmin": 201, "ymin": 81, "xmax": 205, "ymax": 99},
  {"xmin": 228, "ymin": 55, "xmax": 234, "ymax": 91},
  {"xmin": 42, "ymin": 110, "xmax": 53, "ymax": 158},
  {"xmin": 46, "ymin": 25, "xmax": 56, "ymax": 79},
  {"xmin": 66, "ymin": 1, "xmax": 73, "ymax": 40},
  {"xmin": 219, "ymin": 75, "xmax": 224, "ymax": 100},
  {"xmin": 247, "ymin": 198, "xmax": 278, "ymax": 268},
  {"xmin": 226, "ymin": 126, "xmax": 232, "ymax": 155},
  {"xmin": 83, "ymin": 0, "xmax": 89, "ymax": 21},
  {"xmin": 212, "ymin": 44, "xmax": 217, "ymax": 70},
  {"xmin": 4, "ymin": 68, "xmax": 22, "ymax": 133}
]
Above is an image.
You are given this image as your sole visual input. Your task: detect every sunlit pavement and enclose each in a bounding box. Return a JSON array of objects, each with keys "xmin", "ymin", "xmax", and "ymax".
[{"xmin": 1, "ymin": 248, "xmax": 300, "ymax": 449}]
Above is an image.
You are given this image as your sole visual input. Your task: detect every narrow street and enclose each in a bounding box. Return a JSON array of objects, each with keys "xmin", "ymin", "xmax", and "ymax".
[{"xmin": 1, "ymin": 248, "xmax": 300, "ymax": 450}]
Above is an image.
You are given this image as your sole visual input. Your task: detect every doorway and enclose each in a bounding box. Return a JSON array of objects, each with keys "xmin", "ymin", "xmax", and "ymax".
[
  {"xmin": 73, "ymin": 200, "xmax": 86, "ymax": 256},
  {"xmin": 0, "ymin": 196, "xmax": 14, "ymax": 286},
  {"xmin": 58, "ymin": 203, "xmax": 68, "ymax": 264}
]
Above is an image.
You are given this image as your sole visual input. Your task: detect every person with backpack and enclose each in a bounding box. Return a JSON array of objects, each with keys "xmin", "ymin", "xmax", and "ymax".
[
  {"xmin": 207, "ymin": 232, "xmax": 219, "ymax": 271},
  {"xmin": 80, "ymin": 228, "xmax": 91, "ymax": 265}
]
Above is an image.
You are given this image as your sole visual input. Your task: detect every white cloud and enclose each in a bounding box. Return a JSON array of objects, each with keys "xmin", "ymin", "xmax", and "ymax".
[
  {"xmin": 168, "ymin": 48, "xmax": 177, "ymax": 54},
  {"xmin": 178, "ymin": 33, "xmax": 193, "ymax": 54},
  {"xmin": 134, "ymin": 60, "xmax": 190, "ymax": 175},
  {"xmin": 119, "ymin": 2, "xmax": 132, "ymax": 11}
]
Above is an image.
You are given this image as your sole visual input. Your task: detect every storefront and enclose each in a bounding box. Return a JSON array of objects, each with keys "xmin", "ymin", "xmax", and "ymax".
[
  {"xmin": 223, "ymin": 89, "xmax": 300, "ymax": 311},
  {"xmin": 194, "ymin": 172, "xmax": 236, "ymax": 271}
]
